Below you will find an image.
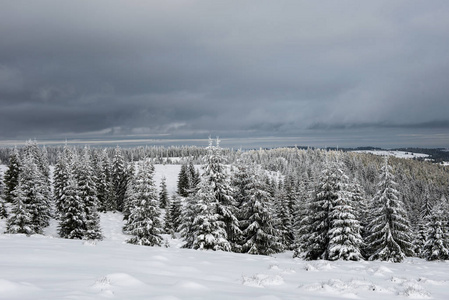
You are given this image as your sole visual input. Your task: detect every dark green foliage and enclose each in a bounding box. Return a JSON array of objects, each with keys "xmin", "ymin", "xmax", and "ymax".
[{"xmin": 3, "ymin": 149, "xmax": 21, "ymax": 203}]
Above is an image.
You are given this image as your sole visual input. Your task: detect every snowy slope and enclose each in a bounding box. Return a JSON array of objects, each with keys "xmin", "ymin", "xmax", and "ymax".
[{"xmin": 1, "ymin": 213, "xmax": 449, "ymax": 300}]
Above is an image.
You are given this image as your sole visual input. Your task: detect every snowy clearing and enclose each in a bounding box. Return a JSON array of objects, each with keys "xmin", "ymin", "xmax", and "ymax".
[
  {"xmin": 1, "ymin": 213, "xmax": 449, "ymax": 300},
  {"xmin": 352, "ymin": 150, "xmax": 429, "ymax": 159}
]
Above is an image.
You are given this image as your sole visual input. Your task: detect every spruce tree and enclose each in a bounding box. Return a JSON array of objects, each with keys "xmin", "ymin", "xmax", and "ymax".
[
  {"xmin": 54, "ymin": 145, "xmax": 73, "ymax": 219},
  {"xmin": 58, "ymin": 171, "xmax": 86, "ymax": 239},
  {"xmin": 3, "ymin": 148, "xmax": 21, "ymax": 203},
  {"xmin": 76, "ymin": 148, "xmax": 102, "ymax": 240},
  {"xmin": 163, "ymin": 197, "xmax": 174, "ymax": 235},
  {"xmin": 423, "ymin": 202, "xmax": 449, "ymax": 260},
  {"xmin": 170, "ymin": 195, "xmax": 183, "ymax": 232},
  {"xmin": 177, "ymin": 163, "xmax": 190, "ymax": 197},
  {"xmin": 240, "ymin": 165, "xmax": 283, "ymax": 255},
  {"xmin": 5, "ymin": 182, "xmax": 33, "ymax": 234},
  {"xmin": 125, "ymin": 159, "xmax": 162, "ymax": 246},
  {"xmin": 159, "ymin": 177, "xmax": 168, "ymax": 209},
  {"xmin": 112, "ymin": 146, "xmax": 128, "ymax": 211},
  {"xmin": 366, "ymin": 157, "xmax": 413, "ymax": 262},
  {"xmin": 190, "ymin": 178, "xmax": 230, "ymax": 251},
  {"xmin": 202, "ymin": 138, "xmax": 240, "ymax": 250}
]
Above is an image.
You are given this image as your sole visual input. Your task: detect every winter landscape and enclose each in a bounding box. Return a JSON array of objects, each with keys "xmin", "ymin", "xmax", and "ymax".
[
  {"xmin": 0, "ymin": 141, "xmax": 449, "ymax": 299},
  {"xmin": 2, "ymin": 1, "xmax": 449, "ymax": 299}
]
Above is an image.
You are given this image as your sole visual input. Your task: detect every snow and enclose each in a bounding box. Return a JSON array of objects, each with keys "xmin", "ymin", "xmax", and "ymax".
[
  {"xmin": 1, "ymin": 212, "xmax": 449, "ymax": 299},
  {"xmin": 1, "ymin": 164, "xmax": 449, "ymax": 299},
  {"xmin": 353, "ymin": 150, "xmax": 429, "ymax": 159}
]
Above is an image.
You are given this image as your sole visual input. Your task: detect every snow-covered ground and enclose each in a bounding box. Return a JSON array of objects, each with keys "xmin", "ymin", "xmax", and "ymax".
[
  {"xmin": 353, "ymin": 150, "xmax": 430, "ymax": 160},
  {"xmin": 0, "ymin": 213, "xmax": 449, "ymax": 300}
]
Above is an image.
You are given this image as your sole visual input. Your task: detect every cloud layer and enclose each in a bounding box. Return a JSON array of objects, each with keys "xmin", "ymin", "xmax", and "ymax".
[{"xmin": 1, "ymin": 1, "xmax": 449, "ymax": 147}]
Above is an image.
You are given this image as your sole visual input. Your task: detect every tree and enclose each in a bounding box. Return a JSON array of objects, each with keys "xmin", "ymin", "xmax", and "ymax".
[
  {"xmin": 111, "ymin": 146, "xmax": 128, "ymax": 211},
  {"xmin": 170, "ymin": 195, "xmax": 183, "ymax": 232},
  {"xmin": 76, "ymin": 148, "xmax": 102, "ymax": 240},
  {"xmin": 240, "ymin": 165, "xmax": 283, "ymax": 255},
  {"xmin": 54, "ymin": 145, "xmax": 73, "ymax": 219},
  {"xmin": 177, "ymin": 163, "xmax": 190, "ymax": 197},
  {"xmin": 125, "ymin": 159, "xmax": 162, "ymax": 247},
  {"xmin": 5, "ymin": 182, "xmax": 33, "ymax": 234},
  {"xmin": 3, "ymin": 148, "xmax": 21, "ymax": 203},
  {"xmin": 366, "ymin": 157, "xmax": 413, "ymax": 262},
  {"xmin": 422, "ymin": 202, "xmax": 449, "ymax": 260},
  {"xmin": 58, "ymin": 170, "xmax": 86, "ymax": 239},
  {"xmin": 202, "ymin": 138, "xmax": 240, "ymax": 250},
  {"xmin": 159, "ymin": 177, "xmax": 168, "ymax": 209}
]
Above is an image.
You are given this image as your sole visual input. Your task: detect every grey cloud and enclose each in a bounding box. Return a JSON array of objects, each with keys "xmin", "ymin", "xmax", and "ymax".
[{"xmin": 1, "ymin": 1, "xmax": 449, "ymax": 147}]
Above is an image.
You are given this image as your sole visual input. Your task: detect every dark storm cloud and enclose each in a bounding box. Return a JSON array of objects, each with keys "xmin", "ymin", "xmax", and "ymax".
[{"xmin": 1, "ymin": 1, "xmax": 449, "ymax": 147}]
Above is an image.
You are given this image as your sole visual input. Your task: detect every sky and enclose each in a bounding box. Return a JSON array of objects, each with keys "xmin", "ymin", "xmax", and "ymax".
[{"xmin": 1, "ymin": 1, "xmax": 449, "ymax": 149}]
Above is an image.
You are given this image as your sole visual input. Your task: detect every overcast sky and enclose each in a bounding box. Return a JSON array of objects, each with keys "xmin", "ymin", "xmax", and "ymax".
[{"xmin": 1, "ymin": 1, "xmax": 448, "ymax": 148}]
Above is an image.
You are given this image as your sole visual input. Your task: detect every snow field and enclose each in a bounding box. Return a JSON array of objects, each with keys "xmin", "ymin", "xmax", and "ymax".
[
  {"xmin": 1, "ymin": 212, "xmax": 449, "ymax": 299},
  {"xmin": 353, "ymin": 150, "xmax": 429, "ymax": 159}
]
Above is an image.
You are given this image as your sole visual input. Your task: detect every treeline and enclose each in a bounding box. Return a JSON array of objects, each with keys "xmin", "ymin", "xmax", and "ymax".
[{"xmin": 1, "ymin": 140, "xmax": 448, "ymax": 262}]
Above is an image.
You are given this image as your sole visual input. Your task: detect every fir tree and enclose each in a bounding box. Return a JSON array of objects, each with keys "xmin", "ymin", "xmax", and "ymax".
[
  {"xmin": 327, "ymin": 187, "xmax": 364, "ymax": 261},
  {"xmin": 202, "ymin": 138, "xmax": 241, "ymax": 251},
  {"xmin": 163, "ymin": 197, "xmax": 174, "ymax": 235},
  {"xmin": 170, "ymin": 195, "xmax": 183, "ymax": 232},
  {"xmin": 5, "ymin": 182, "xmax": 33, "ymax": 234},
  {"xmin": 159, "ymin": 177, "xmax": 168, "ymax": 209},
  {"xmin": 190, "ymin": 179, "xmax": 230, "ymax": 251},
  {"xmin": 240, "ymin": 165, "xmax": 283, "ymax": 255},
  {"xmin": 3, "ymin": 148, "xmax": 21, "ymax": 203},
  {"xmin": 111, "ymin": 146, "xmax": 128, "ymax": 211},
  {"xmin": 125, "ymin": 159, "xmax": 163, "ymax": 246},
  {"xmin": 177, "ymin": 163, "xmax": 190, "ymax": 197},
  {"xmin": 422, "ymin": 202, "xmax": 449, "ymax": 260},
  {"xmin": 0, "ymin": 196, "xmax": 6, "ymax": 219},
  {"xmin": 76, "ymin": 148, "xmax": 102, "ymax": 240},
  {"xmin": 54, "ymin": 145, "xmax": 73, "ymax": 219},
  {"xmin": 366, "ymin": 157, "xmax": 414, "ymax": 262},
  {"xmin": 58, "ymin": 171, "xmax": 86, "ymax": 239}
]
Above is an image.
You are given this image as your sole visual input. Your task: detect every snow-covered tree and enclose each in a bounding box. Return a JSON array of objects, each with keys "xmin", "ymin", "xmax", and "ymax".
[
  {"xmin": 177, "ymin": 163, "xmax": 190, "ymax": 197},
  {"xmin": 159, "ymin": 177, "xmax": 168, "ymax": 209},
  {"xmin": 422, "ymin": 202, "xmax": 449, "ymax": 260},
  {"xmin": 240, "ymin": 165, "xmax": 283, "ymax": 255},
  {"xmin": 75, "ymin": 148, "xmax": 102, "ymax": 240},
  {"xmin": 202, "ymin": 138, "xmax": 240, "ymax": 250},
  {"xmin": 189, "ymin": 178, "xmax": 230, "ymax": 251},
  {"xmin": 111, "ymin": 146, "xmax": 128, "ymax": 211},
  {"xmin": 170, "ymin": 195, "xmax": 183, "ymax": 232},
  {"xmin": 5, "ymin": 181, "xmax": 34, "ymax": 234},
  {"xmin": 54, "ymin": 145, "xmax": 73, "ymax": 219},
  {"xmin": 327, "ymin": 186, "xmax": 363, "ymax": 261},
  {"xmin": 296, "ymin": 157, "xmax": 362, "ymax": 260},
  {"xmin": 58, "ymin": 171, "xmax": 86, "ymax": 239},
  {"xmin": 3, "ymin": 148, "xmax": 21, "ymax": 203},
  {"xmin": 366, "ymin": 156, "xmax": 413, "ymax": 262},
  {"xmin": 125, "ymin": 159, "xmax": 162, "ymax": 247}
]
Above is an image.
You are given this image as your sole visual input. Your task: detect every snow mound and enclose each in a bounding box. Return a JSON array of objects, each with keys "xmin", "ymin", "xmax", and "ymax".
[
  {"xmin": 173, "ymin": 280, "xmax": 208, "ymax": 290},
  {"xmin": 0, "ymin": 279, "xmax": 40, "ymax": 298},
  {"xmin": 242, "ymin": 274, "xmax": 284, "ymax": 288},
  {"xmin": 93, "ymin": 273, "xmax": 146, "ymax": 288}
]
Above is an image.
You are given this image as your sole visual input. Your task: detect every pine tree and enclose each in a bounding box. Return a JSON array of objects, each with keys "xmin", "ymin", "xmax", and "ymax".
[
  {"xmin": 240, "ymin": 165, "xmax": 283, "ymax": 255},
  {"xmin": 189, "ymin": 179, "xmax": 230, "ymax": 251},
  {"xmin": 58, "ymin": 171, "xmax": 86, "ymax": 239},
  {"xmin": 54, "ymin": 145, "xmax": 73, "ymax": 219},
  {"xmin": 366, "ymin": 157, "xmax": 414, "ymax": 262},
  {"xmin": 17, "ymin": 154, "xmax": 51, "ymax": 234},
  {"xmin": 327, "ymin": 187, "xmax": 363, "ymax": 261},
  {"xmin": 170, "ymin": 195, "xmax": 183, "ymax": 232},
  {"xmin": 422, "ymin": 202, "xmax": 449, "ymax": 261},
  {"xmin": 202, "ymin": 138, "xmax": 240, "ymax": 251},
  {"xmin": 111, "ymin": 146, "xmax": 128, "ymax": 211},
  {"xmin": 177, "ymin": 163, "xmax": 190, "ymax": 197},
  {"xmin": 159, "ymin": 177, "xmax": 168, "ymax": 209},
  {"xmin": 163, "ymin": 197, "xmax": 174, "ymax": 235},
  {"xmin": 76, "ymin": 148, "xmax": 102, "ymax": 240},
  {"xmin": 5, "ymin": 182, "xmax": 33, "ymax": 234},
  {"xmin": 3, "ymin": 148, "xmax": 21, "ymax": 203},
  {"xmin": 125, "ymin": 159, "xmax": 162, "ymax": 246}
]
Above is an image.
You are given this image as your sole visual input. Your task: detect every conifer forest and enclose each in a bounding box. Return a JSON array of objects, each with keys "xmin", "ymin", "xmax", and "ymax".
[{"xmin": 1, "ymin": 139, "xmax": 448, "ymax": 264}]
